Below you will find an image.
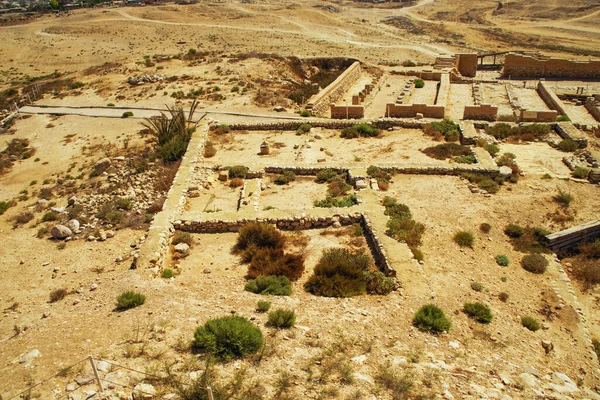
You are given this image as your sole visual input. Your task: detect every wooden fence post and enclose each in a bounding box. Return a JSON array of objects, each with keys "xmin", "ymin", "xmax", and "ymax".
[
  {"xmin": 206, "ymin": 386, "xmax": 214, "ymax": 400},
  {"xmin": 88, "ymin": 355, "xmax": 104, "ymax": 392}
]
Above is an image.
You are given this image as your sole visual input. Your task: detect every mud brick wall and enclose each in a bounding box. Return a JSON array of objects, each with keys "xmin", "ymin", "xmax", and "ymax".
[
  {"xmin": 385, "ymin": 103, "xmax": 445, "ymax": 118},
  {"xmin": 307, "ymin": 62, "xmax": 362, "ymax": 117},
  {"xmin": 585, "ymin": 97, "xmax": 600, "ymax": 122},
  {"xmin": 457, "ymin": 53, "xmax": 478, "ymax": 77},
  {"xmin": 330, "ymin": 104, "xmax": 365, "ymax": 119},
  {"xmin": 503, "ymin": 53, "xmax": 600, "ymax": 79},
  {"xmin": 538, "ymin": 81, "xmax": 569, "ymax": 118},
  {"xmin": 463, "ymin": 104, "xmax": 498, "ymax": 121},
  {"xmin": 519, "ymin": 109, "xmax": 558, "ymax": 122}
]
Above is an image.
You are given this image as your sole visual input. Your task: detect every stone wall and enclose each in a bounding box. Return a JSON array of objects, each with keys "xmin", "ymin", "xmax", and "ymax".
[
  {"xmin": 544, "ymin": 220, "xmax": 600, "ymax": 257},
  {"xmin": 555, "ymin": 121, "xmax": 588, "ymax": 148},
  {"xmin": 459, "ymin": 121, "xmax": 478, "ymax": 145},
  {"xmin": 463, "ymin": 104, "xmax": 498, "ymax": 121},
  {"xmin": 330, "ymin": 104, "xmax": 365, "ymax": 119},
  {"xmin": 538, "ymin": 81, "xmax": 569, "ymax": 118},
  {"xmin": 173, "ymin": 213, "xmax": 396, "ymax": 277},
  {"xmin": 226, "ymin": 119, "xmax": 426, "ymax": 131},
  {"xmin": 385, "ymin": 103, "xmax": 445, "ymax": 118},
  {"xmin": 435, "ymin": 73, "xmax": 450, "ymax": 109},
  {"xmin": 306, "ymin": 62, "xmax": 362, "ymax": 117},
  {"xmin": 585, "ymin": 97, "xmax": 600, "ymax": 122},
  {"xmin": 503, "ymin": 53, "xmax": 600, "ymax": 79},
  {"xmin": 390, "ymin": 70, "xmax": 442, "ymax": 80}
]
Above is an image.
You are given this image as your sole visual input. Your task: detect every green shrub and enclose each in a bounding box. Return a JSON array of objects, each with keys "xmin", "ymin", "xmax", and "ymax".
[
  {"xmin": 158, "ymin": 137, "xmax": 189, "ymax": 162},
  {"xmin": 327, "ymin": 178, "xmax": 351, "ymax": 197},
  {"xmin": 480, "ymin": 223, "xmax": 491, "ymax": 233},
  {"xmin": 470, "ymin": 282, "xmax": 484, "ymax": 292},
  {"xmin": 244, "ymin": 275, "xmax": 292, "ymax": 296},
  {"xmin": 296, "ymin": 123, "xmax": 312, "ymax": 134},
  {"xmin": 464, "ymin": 302, "xmax": 492, "ymax": 323},
  {"xmin": 173, "ymin": 231, "xmax": 193, "ymax": 246},
  {"xmin": 161, "ymin": 268, "xmax": 174, "ymax": 279},
  {"xmin": 504, "ymin": 224, "xmax": 524, "ymax": 238},
  {"xmin": 315, "ymin": 169, "xmax": 339, "ymax": 183},
  {"xmin": 115, "ymin": 291, "xmax": 146, "ymax": 311},
  {"xmin": 557, "ymin": 139, "xmax": 579, "ymax": 152},
  {"xmin": 572, "ymin": 167, "xmax": 590, "ymax": 179},
  {"xmin": 412, "ymin": 304, "xmax": 451, "ymax": 333},
  {"xmin": 305, "ymin": 248, "xmax": 372, "ymax": 297},
  {"xmin": 521, "ymin": 253, "xmax": 548, "ymax": 274},
  {"xmin": 122, "ymin": 111, "xmax": 134, "ymax": 118},
  {"xmin": 453, "ymin": 231, "xmax": 474, "ymax": 248},
  {"xmin": 314, "ymin": 194, "xmax": 358, "ymax": 208},
  {"xmin": 192, "ymin": 315, "xmax": 263, "ymax": 360},
  {"xmin": 0, "ymin": 201, "xmax": 13, "ymax": 215},
  {"xmin": 556, "ymin": 115, "xmax": 570, "ymax": 122},
  {"xmin": 414, "ymin": 78, "xmax": 424, "ymax": 88},
  {"xmin": 212, "ymin": 124, "xmax": 231, "ymax": 135},
  {"xmin": 592, "ymin": 339, "xmax": 600, "ymax": 360},
  {"xmin": 364, "ymin": 271, "xmax": 396, "ymax": 295},
  {"xmin": 228, "ymin": 165, "xmax": 249, "ymax": 179},
  {"xmin": 366, "ymin": 166, "xmax": 392, "ymax": 182},
  {"xmin": 236, "ymin": 222, "xmax": 285, "ymax": 252},
  {"xmin": 256, "ymin": 300, "xmax": 271, "ymax": 313},
  {"xmin": 247, "ymin": 248, "xmax": 305, "ymax": 281},
  {"xmin": 268, "ymin": 308, "xmax": 296, "ymax": 328},
  {"xmin": 115, "ymin": 197, "xmax": 133, "ymax": 210},
  {"xmin": 484, "ymin": 144, "xmax": 500, "ymax": 157},
  {"xmin": 462, "ymin": 173, "xmax": 501, "ymax": 194},
  {"xmin": 42, "ymin": 211, "xmax": 58, "ymax": 222},
  {"xmin": 455, "ymin": 155, "xmax": 476, "ymax": 164},
  {"xmin": 553, "ymin": 188, "xmax": 573, "ymax": 208},
  {"xmin": 485, "ymin": 123, "xmax": 550, "ymax": 141},
  {"xmin": 495, "ymin": 255, "xmax": 510, "ymax": 266},
  {"xmin": 403, "ymin": 60, "xmax": 416, "ymax": 67},
  {"xmin": 204, "ymin": 141, "xmax": 217, "ymax": 158},
  {"xmin": 340, "ymin": 123, "xmax": 379, "ymax": 139},
  {"xmin": 300, "ymin": 110, "xmax": 311, "ymax": 117},
  {"xmin": 274, "ymin": 171, "xmax": 296, "ymax": 185},
  {"xmin": 422, "ymin": 143, "xmax": 470, "ymax": 160},
  {"xmin": 424, "ymin": 118, "xmax": 459, "ymax": 141},
  {"xmin": 386, "ymin": 216, "xmax": 424, "ymax": 249},
  {"xmin": 521, "ymin": 316, "xmax": 540, "ymax": 331}
]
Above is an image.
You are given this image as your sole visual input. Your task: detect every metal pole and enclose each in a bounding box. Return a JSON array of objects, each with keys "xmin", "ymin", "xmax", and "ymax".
[
  {"xmin": 89, "ymin": 355, "xmax": 104, "ymax": 392},
  {"xmin": 206, "ymin": 387, "xmax": 214, "ymax": 400}
]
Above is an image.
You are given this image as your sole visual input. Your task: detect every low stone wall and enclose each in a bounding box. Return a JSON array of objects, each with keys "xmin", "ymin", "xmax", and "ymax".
[
  {"xmin": 360, "ymin": 215, "xmax": 394, "ymax": 276},
  {"xmin": 472, "ymin": 82, "xmax": 485, "ymax": 105},
  {"xmin": 538, "ymin": 81, "xmax": 569, "ymax": 118},
  {"xmin": 544, "ymin": 220, "xmax": 600, "ymax": 257},
  {"xmin": 519, "ymin": 109, "xmax": 558, "ymax": 123},
  {"xmin": 307, "ymin": 62, "xmax": 362, "ymax": 117},
  {"xmin": 391, "ymin": 70, "xmax": 442, "ymax": 80},
  {"xmin": 463, "ymin": 104, "xmax": 498, "ymax": 121},
  {"xmin": 385, "ymin": 103, "xmax": 445, "ymax": 118},
  {"xmin": 330, "ymin": 104, "xmax": 365, "ymax": 119},
  {"xmin": 376, "ymin": 164, "xmax": 499, "ymax": 177},
  {"xmin": 585, "ymin": 97, "xmax": 600, "ymax": 122},
  {"xmin": 555, "ymin": 121, "xmax": 588, "ymax": 148},
  {"xmin": 226, "ymin": 119, "xmax": 427, "ymax": 131},
  {"xmin": 435, "ymin": 73, "xmax": 450, "ymax": 108},
  {"xmin": 503, "ymin": 53, "xmax": 600, "ymax": 79},
  {"xmin": 459, "ymin": 121, "xmax": 479, "ymax": 145},
  {"xmin": 173, "ymin": 213, "xmax": 396, "ymax": 276}
]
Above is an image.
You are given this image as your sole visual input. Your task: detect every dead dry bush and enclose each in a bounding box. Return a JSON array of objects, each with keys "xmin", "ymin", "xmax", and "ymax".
[{"xmin": 154, "ymin": 162, "xmax": 180, "ymax": 192}]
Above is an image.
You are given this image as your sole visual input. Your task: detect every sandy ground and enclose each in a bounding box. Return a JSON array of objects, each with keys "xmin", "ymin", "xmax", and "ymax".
[{"xmin": 1, "ymin": 0, "xmax": 600, "ymax": 398}]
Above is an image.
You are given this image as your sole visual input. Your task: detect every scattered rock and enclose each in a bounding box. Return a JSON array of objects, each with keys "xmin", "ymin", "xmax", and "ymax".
[
  {"xmin": 93, "ymin": 158, "xmax": 111, "ymax": 175},
  {"xmin": 174, "ymin": 243, "xmax": 190, "ymax": 257},
  {"xmin": 541, "ymin": 340, "xmax": 553, "ymax": 354},
  {"xmin": 68, "ymin": 219, "xmax": 80, "ymax": 232},
  {"xmin": 133, "ymin": 383, "xmax": 156, "ymax": 398},
  {"xmin": 19, "ymin": 349, "xmax": 41, "ymax": 364},
  {"xmin": 499, "ymin": 166, "xmax": 513, "ymax": 177},
  {"xmin": 51, "ymin": 225, "xmax": 73, "ymax": 240}
]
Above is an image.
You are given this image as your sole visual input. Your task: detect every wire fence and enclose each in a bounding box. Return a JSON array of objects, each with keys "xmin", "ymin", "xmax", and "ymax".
[{"xmin": 8, "ymin": 354, "xmax": 214, "ymax": 400}]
